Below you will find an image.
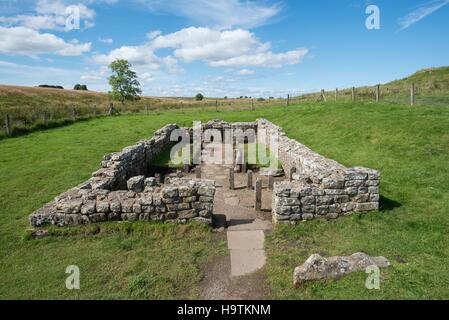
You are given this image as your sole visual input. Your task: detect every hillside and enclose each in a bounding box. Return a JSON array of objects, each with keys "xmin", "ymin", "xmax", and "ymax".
[
  {"xmin": 297, "ymin": 66, "xmax": 449, "ymax": 106},
  {"xmin": 0, "ymin": 85, "xmax": 275, "ymax": 138}
]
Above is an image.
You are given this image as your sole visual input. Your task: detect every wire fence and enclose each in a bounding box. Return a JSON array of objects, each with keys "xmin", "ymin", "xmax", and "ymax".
[{"xmin": 1, "ymin": 83, "xmax": 448, "ymax": 139}]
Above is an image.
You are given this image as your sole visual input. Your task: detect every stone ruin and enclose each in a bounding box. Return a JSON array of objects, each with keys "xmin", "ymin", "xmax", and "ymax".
[
  {"xmin": 29, "ymin": 119, "xmax": 380, "ymax": 228},
  {"xmin": 257, "ymin": 119, "xmax": 380, "ymax": 223},
  {"xmin": 29, "ymin": 124, "xmax": 216, "ymax": 228}
]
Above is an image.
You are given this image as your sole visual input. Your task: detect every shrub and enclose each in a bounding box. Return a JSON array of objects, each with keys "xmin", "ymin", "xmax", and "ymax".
[
  {"xmin": 195, "ymin": 93, "xmax": 204, "ymax": 101},
  {"xmin": 38, "ymin": 85, "xmax": 64, "ymax": 89},
  {"xmin": 74, "ymin": 84, "xmax": 88, "ymax": 91}
]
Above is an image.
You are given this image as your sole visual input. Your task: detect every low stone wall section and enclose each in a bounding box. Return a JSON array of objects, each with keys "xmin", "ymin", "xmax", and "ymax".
[
  {"xmin": 30, "ymin": 178, "xmax": 215, "ymax": 227},
  {"xmin": 256, "ymin": 119, "xmax": 380, "ymax": 223}
]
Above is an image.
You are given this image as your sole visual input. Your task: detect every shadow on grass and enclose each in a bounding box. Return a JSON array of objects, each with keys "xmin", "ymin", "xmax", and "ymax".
[
  {"xmin": 379, "ymin": 195, "xmax": 402, "ymax": 212},
  {"xmin": 0, "ymin": 116, "xmax": 108, "ymax": 141}
]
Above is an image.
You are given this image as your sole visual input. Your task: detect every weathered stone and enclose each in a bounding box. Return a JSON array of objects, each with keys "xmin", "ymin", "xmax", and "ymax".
[
  {"xmin": 353, "ymin": 193, "xmax": 370, "ymax": 203},
  {"xmin": 277, "ymin": 197, "xmax": 301, "ymax": 206},
  {"xmin": 178, "ymin": 209, "xmax": 197, "ymax": 219},
  {"xmin": 316, "ymin": 196, "xmax": 333, "ymax": 206},
  {"xmin": 133, "ymin": 203, "xmax": 142, "ymax": 214},
  {"xmin": 178, "ymin": 186, "xmax": 193, "ymax": 197},
  {"xmin": 301, "ymin": 205, "xmax": 315, "ymax": 214},
  {"xmin": 127, "ymin": 176, "xmax": 145, "ymax": 192},
  {"xmin": 275, "ymin": 206, "xmax": 292, "ymax": 215},
  {"xmin": 260, "ymin": 168, "xmax": 284, "ymax": 177},
  {"xmin": 162, "ymin": 187, "xmax": 178, "ymax": 199},
  {"xmin": 300, "ymin": 196, "xmax": 315, "ymax": 205},
  {"xmin": 356, "ymin": 203, "xmax": 380, "ymax": 212},
  {"xmin": 302, "ymin": 214, "xmax": 314, "ymax": 221},
  {"xmin": 316, "ymin": 206, "xmax": 330, "ymax": 215},
  {"xmin": 81, "ymin": 201, "xmax": 96, "ymax": 215},
  {"xmin": 198, "ymin": 185, "xmax": 215, "ymax": 197},
  {"xmin": 322, "ymin": 178, "xmax": 345, "ymax": 189},
  {"xmin": 144, "ymin": 177, "xmax": 157, "ymax": 187},
  {"xmin": 110, "ymin": 201, "xmax": 121, "ymax": 214},
  {"xmin": 293, "ymin": 253, "xmax": 390, "ymax": 287},
  {"xmin": 56, "ymin": 200, "xmax": 82, "ymax": 214}
]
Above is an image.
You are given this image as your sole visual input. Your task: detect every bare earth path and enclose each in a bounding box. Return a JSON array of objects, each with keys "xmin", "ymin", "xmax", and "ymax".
[{"xmin": 197, "ymin": 162, "xmax": 274, "ymax": 300}]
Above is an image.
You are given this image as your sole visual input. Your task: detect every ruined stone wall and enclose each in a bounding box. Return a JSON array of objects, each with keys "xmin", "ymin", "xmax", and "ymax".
[
  {"xmin": 30, "ymin": 178, "xmax": 215, "ymax": 228},
  {"xmin": 88, "ymin": 124, "xmax": 179, "ymax": 190},
  {"xmin": 256, "ymin": 119, "xmax": 380, "ymax": 223},
  {"xmin": 29, "ymin": 124, "xmax": 216, "ymax": 228}
]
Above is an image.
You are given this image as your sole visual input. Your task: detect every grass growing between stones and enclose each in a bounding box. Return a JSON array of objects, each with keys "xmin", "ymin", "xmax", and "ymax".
[{"xmin": 0, "ymin": 101, "xmax": 448, "ymax": 299}]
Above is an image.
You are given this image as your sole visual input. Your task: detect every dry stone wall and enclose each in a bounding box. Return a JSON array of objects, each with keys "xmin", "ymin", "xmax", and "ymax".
[
  {"xmin": 30, "ymin": 178, "xmax": 215, "ymax": 228},
  {"xmin": 29, "ymin": 118, "xmax": 380, "ymax": 228},
  {"xmin": 29, "ymin": 124, "xmax": 216, "ymax": 228},
  {"xmin": 256, "ymin": 119, "xmax": 380, "ymax": 223}
]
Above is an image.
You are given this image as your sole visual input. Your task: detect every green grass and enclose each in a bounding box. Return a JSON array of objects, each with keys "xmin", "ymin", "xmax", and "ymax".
[
  {"xmin": 297, "ymin": 66, "xmax": 449, "ymax": 107},
  {"xmin": 1, "ymin": 101, "xmax": 449, "ymax": 299}
]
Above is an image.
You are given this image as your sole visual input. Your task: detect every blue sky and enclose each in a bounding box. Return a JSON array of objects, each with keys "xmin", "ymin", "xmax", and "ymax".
[{"xmin": 0, "ymin": 0, "xmax": 448, "ymax": 97}]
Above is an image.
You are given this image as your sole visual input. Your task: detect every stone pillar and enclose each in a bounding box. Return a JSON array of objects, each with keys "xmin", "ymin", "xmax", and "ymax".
[
  {"xmin": 247, "ymin": 170, "xmax": 253, "ymax": 190},
  {"xmin": 196, "ymin": 166, "xmax": 202, "ymax": 179},
  {"xmin": 268, "ymin": 175, "xmax": 275, "ymax": 190},
  {"xmin": 229, "ymin": 167, "xmax": 235, "ymax": 190},
  {"xmin": 242, "ymin": 161, "xmax": 247, "ymax": 174},
  {"xmin": 255, "ymin": 178, "xmax": 262, "ymax": 211}
]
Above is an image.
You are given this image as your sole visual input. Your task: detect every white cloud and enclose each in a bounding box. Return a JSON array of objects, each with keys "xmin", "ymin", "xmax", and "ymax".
[
  {"xmin": 0, "ymin": 0, "xmax": 96, "ymax": 31},
  {"xmin": 139, "ymin": 0, "xmax": 282, "ymax": 29},
  {"xmin": 93, "ymin": 27, "xmax": 308, "ymax": 77},
  {"xmin": 0, "ymin": 26, "xmax": 91, "ymax": 56},
  {"xmin": 237, "ymin": 69, "xmax": 255, "ymax": 75},
  {"xmin": 398, "ymin": 0, "xmax": 449, "ymax": 31},
  {"xmin": 99, "ymin": 37, "xmax": 113, "ymax": 44}
]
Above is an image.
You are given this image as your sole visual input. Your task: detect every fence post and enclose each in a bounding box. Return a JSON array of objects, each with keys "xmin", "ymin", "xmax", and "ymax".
[
  {"xmin": 287, "ymin": 94, "xmax": 290, "ymax": 106},
  {"xmin": 411, "ymin": 83, "xmax": 416, "ymax": 106},
  {"xmin": 71, "ymin": 108, "xmax": 76, "ymax": 121},
  {"xmin": 215, "ymin": 99, "xmax": 218, "ymax": 112},
  {"xmin": 251, "ymin": 99, "xmax": 254, "ymax": 111},
  {"xmin": 335, "ymin": 88, "xmax": 338, "ymax": 101},
  {"xmin": 352, "ymin": 87, "xmax": 356, "ymax": 101},
  {"xmin": 321, "ymin": 90, "xmax": 327, "ymax": 102},
  {"xmin": 255, "ymin": 178, "xmax": 262, "ymax": 211},
  {"xmin": 93, "ymin": 105, "xmax": 97, "ymax": 117},
  {"xmin": 4, "ymin": 114, "xmax": 11, "ymax": 136},
  {"xmin": 376, "ymin": 84, "xmax": 380, "ymax": 102},
  {"xmin": 43, "ymin": 112, "xmax": 48, "ymax": 126},
  {"xmin": 146, "ymin": 105, "xmax": 149, "ymax": 115},
  {"xmin": 109, "ymin": 103, "xmax": 114, "ymax": 116}
]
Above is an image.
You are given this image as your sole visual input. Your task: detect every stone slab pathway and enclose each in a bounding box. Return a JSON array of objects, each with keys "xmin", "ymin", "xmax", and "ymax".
[
  {"xmin": 227, "ymin": 230, "xmax": 266, "ymax": 277},
  {"xmin": 192, "ymin": 150, "xmax": 284, "ymax": 299}
]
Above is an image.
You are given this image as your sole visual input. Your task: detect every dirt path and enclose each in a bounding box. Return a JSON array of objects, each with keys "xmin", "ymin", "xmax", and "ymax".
[{"xmin": 197, "ymin": 162, "xmax": 274, "ymax": 300}]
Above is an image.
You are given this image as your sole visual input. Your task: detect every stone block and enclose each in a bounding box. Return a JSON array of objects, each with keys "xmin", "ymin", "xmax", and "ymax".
[{"xmin": 127, "ymin": 176, "xmax": 145, "ymax": 192}]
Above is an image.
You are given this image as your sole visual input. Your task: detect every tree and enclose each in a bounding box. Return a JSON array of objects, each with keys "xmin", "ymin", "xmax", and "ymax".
[
  {"xmin": 74, "ymin": 84, "xmax": 88, "ymax": 91},
  {"xmin": 108, "ymin": 59, "xmax": 142, "ymax": 104},
  {"xmin": 195, "ymin": 93, "xmax": 204, "ymax": 101}
]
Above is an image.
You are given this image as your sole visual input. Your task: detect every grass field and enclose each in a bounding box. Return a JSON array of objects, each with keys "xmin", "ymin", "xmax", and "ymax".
[
  {"xmin": 1, "ymin": 101, "xmax": 449, "ymax": 299},
  {"xmin": 2, "ymin": 66, "xmax": 448, "ymax": 140}
]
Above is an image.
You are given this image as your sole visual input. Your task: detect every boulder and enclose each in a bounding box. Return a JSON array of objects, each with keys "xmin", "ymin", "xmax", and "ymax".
[
  {"xmin": 127, "ymin": 176, "xmax": 145, "ymax": 192},
  {"xmin": 293, "ymin": 253, "xmax": 390, "ymax": 287}
]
